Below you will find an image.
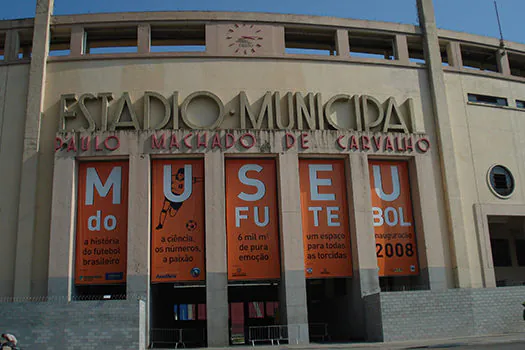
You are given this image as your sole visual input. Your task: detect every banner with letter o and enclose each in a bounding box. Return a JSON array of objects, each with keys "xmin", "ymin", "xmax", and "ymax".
[
  {"xmin": 75, "ymin": 161, "xmax": 129, "ymax": 285},
  {"xmin": 369, "ymin": 160, "xmax": 419, "ymax": 276}
]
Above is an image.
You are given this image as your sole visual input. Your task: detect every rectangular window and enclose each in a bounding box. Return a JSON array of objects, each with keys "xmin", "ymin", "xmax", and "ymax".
[
  {"xmin": 491, "ymin": 238, "xmax": 512, "ymax": 267},
  {"xmin": 349, "ymin": 32, "xmax": 395, "ymax": 60},
  {"xmin": 467, "ymin": 93, "xmax": 508, "ymax": 107},
  {"xmin": 151, "ymin": 24, "xmax": 206, "ymax": 53},
  {"xmin": 407, "ymin": 36, "xmax": 426, "ymax": 65},
  {"xmin": 517, "ymin": 100, "xmax": 525, "ymax": 109},
  {"xmin": 85, "ymin": 27, "xmax": 138, "ymax": 54},
  {"xmin": 509, "ymin": 53, "xmax": 525, "ymax": 78},
  {"xmin": 461, "ymin": 44, "xmax": 498, "ymax": 72},
  {"xmin": 285, "ymin": 27, "xmax": 336, "ymax": 56},
  {"xmin": 516, "ymin": 239, "xmax": 525, "ymax": 266}
]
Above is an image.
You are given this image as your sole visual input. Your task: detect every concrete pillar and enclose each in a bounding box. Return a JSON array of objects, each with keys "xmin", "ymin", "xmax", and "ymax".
[
  {"xmin": 394, "ymin": 34, "xmax": 410, "ymax": 64},
  {"xmin": 473, "ymin": 204, "xmax": 496, "ymax": 288},
  {"xmin": 277, "ymin": 153, "xmax": 309, "ymax": 345},
  {"xmin": 347, "ymin": 154, "xmax": 382, "ymax": 341},
  {"xmin": 204, "ymin": 151, "xmax": 229, "ymax": 347},
  {"xmin": 336, "ymin": 29, "xmax": 350, "ymax": 57},
  {"xmin": 14, "ymin": 0, "xmax": 54, "ymax": 297},
  {"xmin": 497, "ymin": 49, "xmax": 511, "ymax": 75},
  {"xmin": 127, "ymin": 153, "xmax": 150, "ymax": 298},
  {"xmin": 446, "ymin": 41, "xmax": 463, "ymax": 67},
  {"xmin": 47, "ymin": 157, "xmax": 76, "ymax": 299},
  {"xmin": 4, "ymin": 30, "xmax": 20, "ymax": 62},
  {"xmin": 411, "ymin": 155, "xmax": 450, "ymax": 290},
  {"xmin": 138, "ymin": 24, "xmax": 151, "ymax": 54},
  {"xmin": 417, "ymin": 0, "xmax": 472, "ymax": 288},
  {"xmin": 205, "ymin": 25, "xmax": 218, "ymax": 55},
  {"xmin": 70, "ymin": 25, "xmax": 85, "ymax": 57}
]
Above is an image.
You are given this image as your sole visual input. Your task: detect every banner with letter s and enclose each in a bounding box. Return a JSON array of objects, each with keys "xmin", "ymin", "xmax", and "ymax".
[
  {"xmin": 226, "ymin": 158, "xmax": 281, "ymax": 281},
  {"xmin": 369, "ymin": 160, "xmax": 418, "ymax": 276},
  {"xmin": 75, "ymin": 161, "xmax": 129, "ymax": 285}
]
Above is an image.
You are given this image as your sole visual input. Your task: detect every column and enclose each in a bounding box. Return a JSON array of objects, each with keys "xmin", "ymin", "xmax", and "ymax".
[
  {"xmin": 47, "ymin": 157, "xmax": 76, "ymax": 298},
  {"xmin": 4, "ymin": 30, "xmax": 20, "ymax": 62},
  {"xmin": 204, "ymin": 151, "xmax": 229, "ymax": 347},
  {"xmin": 14, "ymin": 0, "xmax": 54, "ymax": 297},
  {"xmin": 497, "ymin": 49, "xmax": 511, "ymax": 76},
  {"xmin": 446, "ymin": 41, "xmax": 463, "ymax": 68},
  {"xmin": 336, "ymin": 29, "xmax": 350, "ymax": 57},
  {"xmin": 411, "ymin": 155, "xmax": 450, "ymax": 290},
  {"xmin": 394, "ymin": 34, "xmax": 410, "ymax": 64},
  {"xmin": 70, "ymin": 25, "xmax": 85, "ymax": 57},
  {"xmin": 417, "ymin": 0, "xmax": 472, "ymax": 288},
  {"xmin": 138, "ymin": 24, "xmax": 151, "ymax": 54},
  {"xmin": 347, "ymin": 154, "xmax": 382, "ymax": 341},
  {"xmin": 277, "ymin": 153, "xmax": 309, "ymax": 345},
  {"xmin": 127, "ymin": 153, "xmax": 150, "ymax": 298}
]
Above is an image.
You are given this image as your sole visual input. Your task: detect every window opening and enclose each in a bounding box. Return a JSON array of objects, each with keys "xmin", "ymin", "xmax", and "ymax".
[
  {"xmin": 285, "ymin": 27, "xmax": 336, "ymax": 56},
  {"xmin": 349, "ymin": 31, "xmax": 394, "ymax": 60},
  {"xmin": 468, "ymin": 93, "xmax": 508, "ymax": 107},
  {"xmin": 151, "ymin": 24, "xmax": 206, "ymax": 53}
]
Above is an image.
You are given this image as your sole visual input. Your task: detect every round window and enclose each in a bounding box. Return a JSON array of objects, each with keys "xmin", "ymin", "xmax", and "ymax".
[{"xmin": 487, "ymin": 165, "xmax": 515, "ymax": 199}]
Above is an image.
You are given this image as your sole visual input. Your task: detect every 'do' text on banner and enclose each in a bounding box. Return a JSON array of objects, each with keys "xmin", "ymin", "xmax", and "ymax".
[
  {"xmin": 300, "ymin": 159, "xmax": 352, "ymax": 278},
  {"xmin": 369, "ymin": 160, "xmax": 418, "ymax": 276},
  {"xmin": 151, "ymin": 159, "xmax": 205, "ymax": 282},
  {"xmin": 75, "ymin": 161, "xmax": 129, "ymax": 285},
  {"xmin": 226, "ymin": 159, "xmax": 281, "ymax": 281}
]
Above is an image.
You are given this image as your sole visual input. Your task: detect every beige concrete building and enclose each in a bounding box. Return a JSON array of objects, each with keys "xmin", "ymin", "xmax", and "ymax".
[{"xmin": 1, "ymin": 0, "xmax": 524, "ymax": 348}]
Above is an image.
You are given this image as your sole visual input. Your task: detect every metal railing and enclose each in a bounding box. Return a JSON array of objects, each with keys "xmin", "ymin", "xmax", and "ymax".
[
  {"xmin": 150, "ymin": 328, "xmax": 206, "ymax": 348},
  {"xmin": 247, "ymin": 325, "xmax": 299, "ymax": 346}
]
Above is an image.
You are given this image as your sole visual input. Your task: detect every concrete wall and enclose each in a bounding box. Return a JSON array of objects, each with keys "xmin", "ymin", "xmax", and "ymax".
[
  {"xmin": 380, "ymin": 286, "xmax": 525, "ymax": 341},
  {"xmin": 0, "ymin": 299, "xmax": 144, "ymax": 350},
  {"xmin": 0, "ymin": 64, "xmax": 30, "ymax": 297},
  {"xmin": 445, "ymin": 71, "xmax": 525, "ymax": 288}
]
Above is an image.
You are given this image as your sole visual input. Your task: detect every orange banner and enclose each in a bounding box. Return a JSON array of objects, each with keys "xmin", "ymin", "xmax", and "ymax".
[
  {"xmin": 75, "ymin": 161, "xmax": 128, "ymax": 285},
  {"xmin": 369, "ymin": 160, "xmax": 419, "ymax": 276},
  {"xmin": 226, "ymin": 159, "xmax": 281, "ymax": 281},
  {"xmin": 300, "ymin": 159, "xmax": 352, "ymax": 278},
  {"xmin": 151, "ymin": 159, "xmax": 205, "ymax": 283}
]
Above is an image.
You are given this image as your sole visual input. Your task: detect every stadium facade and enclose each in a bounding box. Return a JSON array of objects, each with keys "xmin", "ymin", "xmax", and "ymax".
[{"xmin": 0, "ymin": 0, "xmax": 524, "ymax": 348}]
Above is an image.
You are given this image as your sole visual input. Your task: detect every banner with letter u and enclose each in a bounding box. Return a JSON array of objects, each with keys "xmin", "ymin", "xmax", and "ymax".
[
  {"xmin": 226, "ymin": 158, "xmax": 281, "ymax": 281},
  {"xmin": 151, "ymin": 159, "xmax": 205, "ymax": 283},
  {"xmin": 369, "ymin": 160, "xmax": 419, "ymax": 276},
  {"xmin": 75, "ymin": 161, "xmax": 129, "ymax": 285}
]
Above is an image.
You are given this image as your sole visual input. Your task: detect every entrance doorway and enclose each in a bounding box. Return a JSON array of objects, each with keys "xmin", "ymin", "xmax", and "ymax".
[
  {"xmin": 150, "ymin": 284, "xmax": 207, "ymax": 348},
  {"xmin": 228, "ymin": 284, "xmax": 280, "ymax": 345},
  {"xmin": 488, "ymin": 216, "xmax": 525, "ymax": 287},
  {"xmin": 306, "ymin": 278, "xmax": 353, "ymax": 343}
]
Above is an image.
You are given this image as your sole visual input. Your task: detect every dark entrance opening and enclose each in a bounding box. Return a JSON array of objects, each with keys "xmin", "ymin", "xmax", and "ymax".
[
  {"xmin": 488, "ymin": 216, "xmax": 525, "ymax": 287},
  {"xmin": 306, "ymin": 278, "xmax": 352, "ymax": 343},
  {"xmin": 150, "ymin": 284, "xmax": 206, "ymax": 348},
  {"xmin": 228, "ymin": 284, "xmax": 281, "ymax": 345}
]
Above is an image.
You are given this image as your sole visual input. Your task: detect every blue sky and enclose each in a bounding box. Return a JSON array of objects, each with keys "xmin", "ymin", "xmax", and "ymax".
[{"xmin": 2, "ymin": 0, "xmax": 525, "ymax": 44}]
